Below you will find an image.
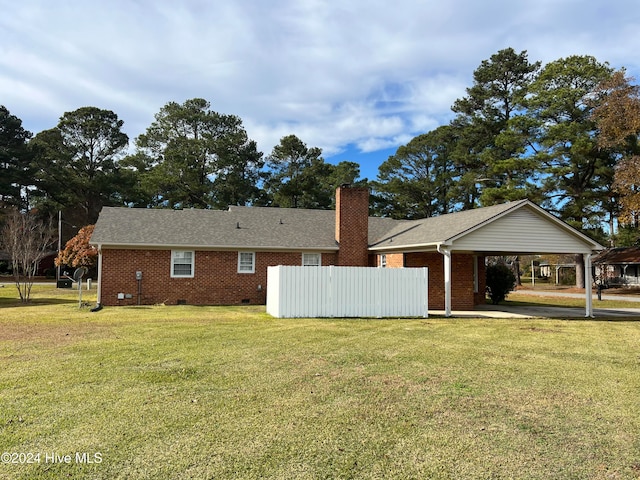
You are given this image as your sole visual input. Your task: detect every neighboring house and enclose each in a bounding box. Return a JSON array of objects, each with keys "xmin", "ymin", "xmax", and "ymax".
[
  {"xmin": 539, "ymin": 261, "xmax": 576, "ymax": 285},
  {"xmin": 0, "ymin": 250, "xmax": 56, "ymax": 277},
  {"xmin": 91, "ymin": 185, "xmax": 604, "ymax": 316},
  {"xmin": 593, "ymin": 247, "xmax": 640, "ymax": 287}
]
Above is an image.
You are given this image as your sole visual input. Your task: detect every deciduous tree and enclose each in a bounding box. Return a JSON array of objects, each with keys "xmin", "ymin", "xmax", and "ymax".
[
  {"xmin": 591, "ymin": 71, "xmax": 640, "ymax": 231},
  {"xmin": 55, "ymin": 224, "xmax": 97, "ymax": 268},
  {"xmin": 1, "ymin": 209, "xmax": 55, "ymax": 303}
]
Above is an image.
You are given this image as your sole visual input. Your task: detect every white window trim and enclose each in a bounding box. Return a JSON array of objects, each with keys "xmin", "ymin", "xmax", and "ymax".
[
  {"xmin": 302, "ymin": 253, "xmax": 321, "ymax": 267},
  {"xmin": 171, "ymin": 250, "xmax": 195, "ymax": 278},
  {"xmin": 238, "ymin": 251, "xmax": 255, "ymax": 274},
  {"xmin": 380, "ymin": 254, "xmax": 387, "ymax": 268}
]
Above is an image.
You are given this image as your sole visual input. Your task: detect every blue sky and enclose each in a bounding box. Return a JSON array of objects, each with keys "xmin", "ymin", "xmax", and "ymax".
[{"xmin": 3, "ymin": 0, "xmax": 640, "ymax": 181}]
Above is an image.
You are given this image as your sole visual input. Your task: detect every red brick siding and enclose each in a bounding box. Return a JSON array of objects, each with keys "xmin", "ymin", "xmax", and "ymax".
[
  {"xmin": 377, "ymin": 253, "xmax": 404, "ymax": 268},
  {"xmin": 335, "ymin": 186, "xmax": 369, "ymax": 266},
  {"xmin": 100, "ymin": 249, "xmax": 338, "ymax": 306},
  {"xmin": 404, "ymin": 252, "xmax": 484, "ymax": 310}
]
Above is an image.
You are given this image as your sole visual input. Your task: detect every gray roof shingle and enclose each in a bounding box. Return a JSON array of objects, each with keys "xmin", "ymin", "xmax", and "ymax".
[
  {"xmin": 91, "ymin": 205, "xmax": 340, "ymax": 249},
  {"xmin": 90, "ymin": 200, "xmax": 541, "ymax": 251}
]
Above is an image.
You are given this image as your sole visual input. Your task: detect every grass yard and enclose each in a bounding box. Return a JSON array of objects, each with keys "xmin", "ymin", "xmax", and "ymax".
[{"xmin": 0, "ymin": 285, "xmax": 639, "ymax": 479}]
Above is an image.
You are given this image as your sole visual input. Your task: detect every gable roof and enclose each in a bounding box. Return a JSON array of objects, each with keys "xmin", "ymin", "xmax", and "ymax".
[
  {"xmin": 369, "ymin": 200, "xmax": 603, "ymax": 254},
  {"xmin": 91, "ymin": 200, "xmax": 604, "ymax": 254},
  {"xmin": 369, "ymin": 201, "xmax": 522, "ymax": 248}
]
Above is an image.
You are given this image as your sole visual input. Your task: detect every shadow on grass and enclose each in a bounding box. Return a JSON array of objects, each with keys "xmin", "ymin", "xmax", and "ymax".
[{"xmin": 0, "ymin": 297, "xmax": 77, "ymax": 308}]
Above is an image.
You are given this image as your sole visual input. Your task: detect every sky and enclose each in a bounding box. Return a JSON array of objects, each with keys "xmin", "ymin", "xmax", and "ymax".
[{"xmin": 3, "ymin": 0, "xmax": 640, "ymax": 181}]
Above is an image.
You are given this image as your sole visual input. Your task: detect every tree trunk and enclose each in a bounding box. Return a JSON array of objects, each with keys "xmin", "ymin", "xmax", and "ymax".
[
  {"xmin": 575, "ymin": 254, "xmax": 585, "ymax": 289},
  {"xmin": 513, "ymin": 256, "xmax": 522, "ymax": 286}
]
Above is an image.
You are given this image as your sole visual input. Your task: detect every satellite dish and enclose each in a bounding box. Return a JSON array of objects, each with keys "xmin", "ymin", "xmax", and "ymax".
[{"xmin": 73, "ymin": 267, "xmax": 88, "ymax": 282}]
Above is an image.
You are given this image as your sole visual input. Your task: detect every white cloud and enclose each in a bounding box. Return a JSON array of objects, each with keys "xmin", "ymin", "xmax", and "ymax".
[{"xmin": 2, "ymin": 0, "xmax": 640, "ymax": 173}]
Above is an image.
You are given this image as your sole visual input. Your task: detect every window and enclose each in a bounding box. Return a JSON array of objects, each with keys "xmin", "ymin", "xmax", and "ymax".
[
  {"xmin": 171, "ymin": 250, "xmax": 194, "ymax": 278},
  {"xmin": 380, "ymin": 254, "xmax": 387, "ymax": 268},
  {"xmin": 302, "ymin": 253, "xmax": 321, "ymax": 266},
  {"xmin": 238, "ymin": 252, "xmax": 255, "ymax": 273}
]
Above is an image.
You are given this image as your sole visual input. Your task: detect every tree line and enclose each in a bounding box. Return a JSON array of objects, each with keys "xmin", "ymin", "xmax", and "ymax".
[
  {"xmin": 375, "ymin": 49, "xmax": 640, "ymax": 248},
  {"xmin": 1, "ymin": 48, "xmax": 639, "ymax": 248},
  {"xmin": 0, "ymin": 100, "xmax": 364, "ymax": 233}
]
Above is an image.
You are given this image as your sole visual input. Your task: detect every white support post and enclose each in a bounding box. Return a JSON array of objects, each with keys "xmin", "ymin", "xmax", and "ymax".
[
  {"xmin": 438, "ymin": 245, "xmax": 452, "ymax": 317},
  {"xmin": 96, "ymin": 247, "xmax": 103, "ymax": 306},
  {"xmin": 584, "ymin": 253, "xmax": 593, "ymax": 318},
  {"xmin": 531, "ymin": 260, "xmax": 535, "ymax": 286}
]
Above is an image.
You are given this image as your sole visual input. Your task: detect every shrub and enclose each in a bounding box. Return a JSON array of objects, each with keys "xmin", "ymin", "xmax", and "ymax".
[{"xmin": 486, "ymin": 263, "xmax": 517, "ymax": 304}]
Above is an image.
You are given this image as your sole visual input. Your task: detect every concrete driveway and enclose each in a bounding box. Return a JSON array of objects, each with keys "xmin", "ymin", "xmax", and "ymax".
[
  {"xmin": 473, "ymin": 304, "xmax": 640, "ymax": 319},
  {"xmin": 429, "ymin": 305, "xmax": 640, "ymax": 318},
  {"xmin": 430, "ymin": 287, "xmax": 640, "ymax": 318}
]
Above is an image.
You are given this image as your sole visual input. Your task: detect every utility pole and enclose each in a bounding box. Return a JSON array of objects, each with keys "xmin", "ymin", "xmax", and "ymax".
[{"xmin": 57, "ymin": 210, "xmax": 62, "ymax": 284}]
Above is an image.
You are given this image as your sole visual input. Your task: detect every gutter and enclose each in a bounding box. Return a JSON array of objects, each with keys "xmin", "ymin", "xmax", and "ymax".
[{"xmin": 91, "ymin": 244, "xmax": 103, "ymax": 312}]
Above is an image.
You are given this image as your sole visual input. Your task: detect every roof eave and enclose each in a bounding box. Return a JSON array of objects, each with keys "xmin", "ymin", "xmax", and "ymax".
[
  {"xmin": 368, "ymin": 242, "xmax": 443, "ymax": 253},
  {"xmin": 92, "ymin": 242, "xmax": 339, "ymax": 252}
]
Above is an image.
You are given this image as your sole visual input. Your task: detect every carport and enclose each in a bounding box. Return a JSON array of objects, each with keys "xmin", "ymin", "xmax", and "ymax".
[{"xmin": 369, "ymin": 200, "xmax": 605, "ymax": 318}]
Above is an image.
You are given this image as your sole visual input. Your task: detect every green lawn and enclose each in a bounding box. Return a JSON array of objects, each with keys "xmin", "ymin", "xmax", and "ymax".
[
  {"xmin": 507, "ymin": 291, "xmax": 640, "ymax": 310},
  {"xmin": 1, "ymin": 286, "xmax": 639, "ymax": 479}
]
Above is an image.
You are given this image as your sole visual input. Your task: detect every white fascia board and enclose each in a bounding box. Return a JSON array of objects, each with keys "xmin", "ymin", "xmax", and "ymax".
[{"xmin": 95, "ymin": 243, "xmax": 339, "ymax": 252}]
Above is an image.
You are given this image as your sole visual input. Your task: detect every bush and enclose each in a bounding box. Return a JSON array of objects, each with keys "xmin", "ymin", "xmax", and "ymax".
[{"xmin": 486, "ymin": 263, "xmax": 517, "ymax": 305}]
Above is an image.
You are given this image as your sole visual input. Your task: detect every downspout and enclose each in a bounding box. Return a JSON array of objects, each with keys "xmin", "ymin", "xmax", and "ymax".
[
  {"xmin": 437, "ymin": 243, "xmax": 452, "ymax": 317},
  {"xmin": 584, "ymin": 253, "xmax": 593, "ymax": 318},
  {"xmin": 91, "ymin": 245, "xmax": 103, "ymax": 312}
]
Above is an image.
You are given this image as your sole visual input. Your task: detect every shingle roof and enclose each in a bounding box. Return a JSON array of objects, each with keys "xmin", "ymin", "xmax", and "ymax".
[
  {"xmin": 91, "ymin": 206, "xmax": 339, "ymax": 250},
  {"xmin": 593, "ymin": 247, "xmax": 640, "ymax": 264},
  {"xmin": 91, "ymin": 199, "xmax": 596, "ymax": 252}
]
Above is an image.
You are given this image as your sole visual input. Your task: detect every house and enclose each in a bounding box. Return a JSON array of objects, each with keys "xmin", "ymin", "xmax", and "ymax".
[
  {"xmin": 90, "ymin": 185, "xmax": 604, "ymax": 316},
  {"xmin": 539, "ymin": 260, "xmax": 577, "ymax": 285},
  {"xmin": 593, "ymin": 247, "xmax": 640, "ymax": 287}
]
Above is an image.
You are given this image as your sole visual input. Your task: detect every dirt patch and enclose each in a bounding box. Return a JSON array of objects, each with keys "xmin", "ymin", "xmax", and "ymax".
[{"xmin": 0, "ymin": 321, "xmax": 112, "ymax": 346}]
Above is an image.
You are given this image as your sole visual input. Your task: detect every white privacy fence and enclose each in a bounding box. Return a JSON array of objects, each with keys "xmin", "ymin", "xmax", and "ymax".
[{"xmin": 266, "ymin": 266, "xmax": 428, "ymax": 318}]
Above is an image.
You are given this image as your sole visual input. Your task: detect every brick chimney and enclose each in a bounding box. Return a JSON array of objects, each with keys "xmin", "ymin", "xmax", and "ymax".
[{"xmin": 335, "ymin": 184, "xmax": 370, "ymax": 266}]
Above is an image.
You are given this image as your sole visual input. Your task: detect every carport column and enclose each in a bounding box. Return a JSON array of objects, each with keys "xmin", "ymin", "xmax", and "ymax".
[
  {"xmin": 438, "ymin": 245, "xmax": 452, "ymax": 317},
  {"xmin": 584, "ymin": 253, "xmax": 593, "ymax": 318},
  {"xmin": 96, "ymin": 246, "xmax": 102, "ymax": 306}
]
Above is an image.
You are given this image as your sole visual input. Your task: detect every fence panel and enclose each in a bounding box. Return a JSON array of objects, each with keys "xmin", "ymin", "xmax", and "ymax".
[{"xmin": 266, "ymin": 266, "xmax": 428, "ymax": 318}]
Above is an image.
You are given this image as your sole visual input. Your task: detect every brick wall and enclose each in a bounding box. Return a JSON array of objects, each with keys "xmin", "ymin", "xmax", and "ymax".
[
  {"xmin": 375, "ymin": 253, "xmax": 404, "ymax": 268},
  {"xmin": 100, "ymin": 249, "xmax": 338, "ymax": 306},
  {"xmin": 335, "ymin": 186, "xmax": 369, "ymax": 266},
  {"xmin": 404, "ymin": 252, "xmax": 485, "ymax": 310}
]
